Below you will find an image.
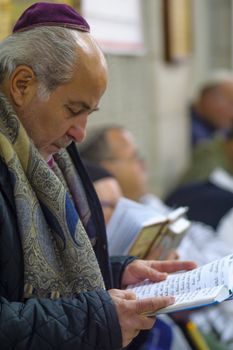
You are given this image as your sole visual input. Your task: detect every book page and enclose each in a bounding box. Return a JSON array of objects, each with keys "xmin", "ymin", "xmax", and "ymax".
[
  {"xmin": 168, "ymin": 217, "xmax": 190, "ymax": 234},
  {"xmin": 167, "ymin": 206, "xmax": 189, "ymax": 222},
  {"xmin": 127, "ymin": 254, "xmax": 233, "ymax": 298},
  {"xmin": 152, "ymin": 286, "xmax": 229, "ymax": 315},
  {"xmin": 107, "ymin": 215, "xmax": 141, "ymax": 255}
]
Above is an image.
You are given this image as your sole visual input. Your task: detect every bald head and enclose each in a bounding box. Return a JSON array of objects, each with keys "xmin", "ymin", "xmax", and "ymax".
[
  {"xmin": 73, "ymin": 31, "xmax": 108, "ymax": 100},
  {"xmin": 196, "ymin": 81, "xmax": 233, "ymax": 129}
]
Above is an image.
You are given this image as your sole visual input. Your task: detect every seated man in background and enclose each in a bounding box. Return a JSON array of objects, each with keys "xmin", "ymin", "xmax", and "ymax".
[
  {"xmin": 85, "ymin": 161, "xmax": 179, "ymax": 260},
  {"xmin": 79, "ymin": 126, "xmax": 148, "ymax": 201},
  {"xmin": 0, "ymin": 3, "xmax": 197, "ymax": 349},
  {"xmin": 190, "ymin": 75, "xmax": 233, "ymax": 147},
  {"xmin": 79, "ymin": 125, "xmax": 233, "ymax": 349},
  {"xmin": 79, "ymin": 124, "xmax": 232, "ymax": 263}
]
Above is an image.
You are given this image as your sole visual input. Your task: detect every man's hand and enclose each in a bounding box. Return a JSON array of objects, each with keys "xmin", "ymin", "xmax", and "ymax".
[
  {"xmin": 121, "ymin": 259, "xmax": 197, "ymax": 287},
  {"xmin": 108, "ymin": 289, "xmax": 175, "ymax": 347}
]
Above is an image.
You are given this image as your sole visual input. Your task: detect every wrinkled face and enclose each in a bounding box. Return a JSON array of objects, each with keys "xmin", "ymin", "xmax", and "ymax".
[
  {"xmin": 12, "ymin": 39, "xmax": 107, "ymax": 160},
  {"xmin": 101, "ymin": 129, "xmax": 148, "ymax": 201}
]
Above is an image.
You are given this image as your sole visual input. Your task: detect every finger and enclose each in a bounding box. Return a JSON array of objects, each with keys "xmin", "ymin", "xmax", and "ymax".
[
  {"xmin": 140, "ymin": 264, "xmax": 167, "ymax": 282},
  {"xmin": 135, "ymin": 296, "xmax": 175, "ymax": 316},
  {"xmin": 149, "ymin": 260, "xmax": 197, "ymax": 273}
]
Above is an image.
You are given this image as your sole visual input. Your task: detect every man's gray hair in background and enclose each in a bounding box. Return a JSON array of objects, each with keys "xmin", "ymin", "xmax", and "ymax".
[{"xmin": 79, "ymin": 125, "xmax": 123, "ymax": 163}]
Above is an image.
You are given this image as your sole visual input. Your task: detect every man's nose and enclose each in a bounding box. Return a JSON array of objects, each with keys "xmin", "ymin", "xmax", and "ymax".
[{"xmin": 67, "ymin": 114, "xmax": 88, "ymax": 143}]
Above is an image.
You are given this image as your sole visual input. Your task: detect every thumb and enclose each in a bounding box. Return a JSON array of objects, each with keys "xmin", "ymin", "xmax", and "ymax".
[{"xmin": 135, "ymin": 296, "xmax": 175, "ymax": 316}]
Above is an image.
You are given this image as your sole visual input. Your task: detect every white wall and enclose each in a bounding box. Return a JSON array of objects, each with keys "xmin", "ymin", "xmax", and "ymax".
[{"xmin": 87, "ymin": 0, "xmax": 232, "ymax": 198}]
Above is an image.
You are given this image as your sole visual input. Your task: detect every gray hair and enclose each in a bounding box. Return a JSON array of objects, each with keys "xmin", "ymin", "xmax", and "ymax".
[
  {"xmin": 0, "ymin": 26, "xmax": 83, "ymax": 98},
  {"xmin": 79, "ymin": 125, "xmax": 124, "ymax": 163}
]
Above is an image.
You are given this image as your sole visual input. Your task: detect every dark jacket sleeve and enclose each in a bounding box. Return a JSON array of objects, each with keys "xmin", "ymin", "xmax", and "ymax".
[
  {"xmin": 110, "ymin": 256, "xmax": 137, "ymax": 289},
  {"xmin": 0, "ymin": 290, "xmax": 122, "ymax": 350}
]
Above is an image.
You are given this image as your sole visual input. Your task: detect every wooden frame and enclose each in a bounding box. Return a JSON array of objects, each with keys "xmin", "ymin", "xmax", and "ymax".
[{"xmin": 163, "ymin": 0, "xmax": 192, "ymax": 63}]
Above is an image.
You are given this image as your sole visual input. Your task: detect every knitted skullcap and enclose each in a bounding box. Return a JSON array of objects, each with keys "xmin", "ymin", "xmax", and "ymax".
[{"xmin": 13, "ymin": 2, "xmax": 90, "ymax": 33}]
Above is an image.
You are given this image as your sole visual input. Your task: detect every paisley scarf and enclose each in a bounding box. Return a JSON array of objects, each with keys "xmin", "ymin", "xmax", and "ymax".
[{"xmin": 0, "ymin": 94, "xmax": 105, "ymax": 299}]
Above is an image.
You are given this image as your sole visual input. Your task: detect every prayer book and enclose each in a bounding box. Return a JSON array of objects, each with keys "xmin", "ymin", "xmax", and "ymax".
[
  {"xmin": 106, "ymin": 197, "xmax": 190, "ymax": 259},
  {"xmin": 127, "ymin": 254, "xmax": 233, "ymax": 315}
]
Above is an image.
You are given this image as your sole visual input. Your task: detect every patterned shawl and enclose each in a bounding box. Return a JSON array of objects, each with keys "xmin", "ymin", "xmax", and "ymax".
[{"xmin": 0, "ymin": 94, "xmax": 105, "ymax": 299}]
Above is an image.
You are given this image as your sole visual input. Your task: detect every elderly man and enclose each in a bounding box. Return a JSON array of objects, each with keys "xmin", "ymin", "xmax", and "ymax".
[{"xmin": 0, "ymin": 2, "xmax": 196, "ymax": 350}]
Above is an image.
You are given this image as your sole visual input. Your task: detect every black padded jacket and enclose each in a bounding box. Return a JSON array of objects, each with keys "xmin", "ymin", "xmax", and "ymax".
[{"xmin": 0, "ymin": 143, "xmax": 135, "ymax": 350}]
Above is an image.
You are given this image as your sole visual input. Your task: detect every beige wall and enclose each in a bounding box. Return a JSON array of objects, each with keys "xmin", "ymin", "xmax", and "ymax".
[{"xmin": 87, "ymin": 0, "xmax": 232, "ymax": 198}]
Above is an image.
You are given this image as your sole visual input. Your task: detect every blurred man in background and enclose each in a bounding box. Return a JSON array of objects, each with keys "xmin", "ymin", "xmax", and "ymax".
[
  {"xmin": 180, "ymin": 130, "xmax": 233, "ymax": 185},
  {"xmin": 190, "ymin": 77, "xmax": 233, "ymax": 147},
  {"xmin": 79, "ymin": 126, "xmax": 148, "ymax": 201},
  {"xmin": 80, "ymin": 124, "xmax": 233, "ymax": 349},
  {"xmin": 78, "ymin": 125, "xmax": 231, "ymax": 253}
]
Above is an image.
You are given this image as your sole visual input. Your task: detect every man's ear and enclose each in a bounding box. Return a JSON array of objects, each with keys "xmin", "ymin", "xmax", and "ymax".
[{"xmin": 10, "ymin": 65, "xmax": 38, "ymax": 107}]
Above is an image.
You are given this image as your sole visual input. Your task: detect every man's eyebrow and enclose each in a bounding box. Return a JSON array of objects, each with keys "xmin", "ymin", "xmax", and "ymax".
[{"xmin": 68, "ymin": 101, "xmax": 99, "ymax": 112}]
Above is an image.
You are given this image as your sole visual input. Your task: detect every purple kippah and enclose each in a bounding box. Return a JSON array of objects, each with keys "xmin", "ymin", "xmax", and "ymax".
[{"xmin": 13, "ymin": 2, "xmax": 90, "ymax": 33}]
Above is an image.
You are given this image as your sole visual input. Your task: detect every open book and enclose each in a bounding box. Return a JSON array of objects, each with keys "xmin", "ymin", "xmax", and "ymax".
[
  {"xmin": 106, "ymin": 197, "xmax": 190, "ymax": 259},
  {"xmin": 127, "ymin": 254, "xmax": 233, "ymax": 314}
]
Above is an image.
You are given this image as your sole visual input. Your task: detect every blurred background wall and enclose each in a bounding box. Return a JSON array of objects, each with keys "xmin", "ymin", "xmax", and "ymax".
[
  {"xmin": 0, "ymin": 0, "xmax": 232, "ymax": 198},
  {"xmin": 84, "ymin": 0, "xmax": 233, "ymax": 198}
]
